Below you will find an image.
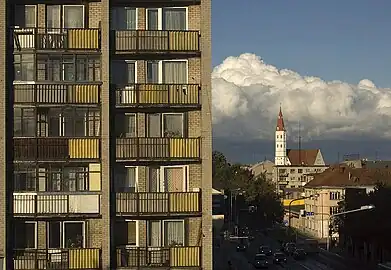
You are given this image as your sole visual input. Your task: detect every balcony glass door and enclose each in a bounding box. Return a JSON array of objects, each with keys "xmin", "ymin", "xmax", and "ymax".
[
  {"xmin": 115, "ymin": 166, "xmax": 137, "ymax": 192},
  {"xmin": 146, "ymin": 8, "xmax": 187, "ymax": 30},
  {"xmin": 148, "ymin": 166, "xmax": 186, "ymax": 192},
  {"xmin": 111, "ymin": 7, "xmax": 137, "ymax": 30},
  {"xmin": 148, "ymin": 220, "xmax": 184, "ymax": 247}
]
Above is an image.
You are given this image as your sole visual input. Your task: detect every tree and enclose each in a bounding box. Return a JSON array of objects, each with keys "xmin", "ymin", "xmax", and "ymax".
[{"xmin": 212, "ymin": 151, "xmax": 232, "ymax": 190}]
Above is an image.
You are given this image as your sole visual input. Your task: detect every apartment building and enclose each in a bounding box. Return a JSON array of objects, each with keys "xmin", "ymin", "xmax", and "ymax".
[{"xmin": 0, "ymin": 0, "xmax": 212, "ymax": 269}]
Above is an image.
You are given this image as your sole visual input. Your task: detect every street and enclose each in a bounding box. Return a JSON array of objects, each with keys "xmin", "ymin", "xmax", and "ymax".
[{"xmin": 213, "ymin": 229, "xmax": 377, "ymax": 270}]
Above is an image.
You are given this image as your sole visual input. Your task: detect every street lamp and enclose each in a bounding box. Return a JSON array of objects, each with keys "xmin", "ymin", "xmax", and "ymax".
[
  {"xmin": 288, "ymin": 193, "xmax": 319, "ymax": 229},
  {"xmin": 327, "ymin": 204, "xmax": 375, "ymax": 251}
]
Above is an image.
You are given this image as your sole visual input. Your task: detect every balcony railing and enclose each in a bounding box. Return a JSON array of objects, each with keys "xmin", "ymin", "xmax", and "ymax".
[
  {"xmin": 14, "ymin": 138, "xmax": 100, "ymax": 161},
  {"xmin": 13, "ymin": 248, "xmax": 101, "ymax": 270},
  {"xmin": 114, "ymin": 30, "xmax": 199, "ymax": 53},
  {"xmin": 12, "ymin": 27, "xmax": 100, "ymax": 51},
  {"xmin": 115, "ymin": 84, "xmax": 200, "ymax": 107},
  {"xmin": 13, "ymin": 193, "xmax": 101, "ymax": 217},
  {"xmin": 116, "ymin": 137, "xmax": 200, "ymax": 161},
  {"xmin": 116, "ymin": 192, "xmax": 201, "ymax": 216},
  {"xmin": 14, "ymin": 83, "xmax": 101, "ymax": 104},
  {"xmin": 116, "ymin": 246, "xmax": 201, "ymax": 268}
]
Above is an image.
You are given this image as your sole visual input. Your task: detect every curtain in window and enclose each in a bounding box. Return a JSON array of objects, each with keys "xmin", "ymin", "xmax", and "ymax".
[
  {"xmin": 127, "ymin": 221, "xmax": 137, "ymax": 245},
  {"xmin": 125, "ymin": 114, "xmax": 136, "ymax": 137},
  {"xmin": 162, "ymin": 61, "xmax": 187, "ymax": 84},
  {"xmin": 14, "ymin": 5, "xmax": 36, "ymax": 27},
  {"xmin": 164, "ymin": 221, "xmax": 184, "ymax": 246},
  {"xmin": 163, "ymin": 114, "xmax": 183, "ymax": 137},
  {"xmin": 149, "ymin": 221, "xmax": 161, "ymax": 246},
  {"xmin": 64, "ymin": 6, "xmax": 84, "ymax": 28},
  {"xmin": 125, "ymin": 167, "xmax": 136, "ymax": 192},
  {"xmin": 147, "ymin": 9, "xmax": 159, "ymax": 30},
  {"xmin": 88, "ymin": 111, "xmax": 100, "ymax": 136},
  {"xmin": 164, "ymin": 167, "xmax": 184, "ymax": 192},
  {"xmin": 111, "ymin": 7, "xmax": 137, "ymax": 30},
  {"xmin": 163, "ymin": 8, "xmax": 186, "ymax": 30},
  {"xmin": 148, "ymin": 167, "xmax": 160, "ymax": 192},
  {"xmin": 127, "ymin": 62, "xmax": 136, "ymax": 84},
  {"xmin": 146, "ymin": 61, "xmax": 159, "ymax": 83},
  {"xmin": 147, "ymin": 114, "xmax": 161, "ymax": 137},
  {"xmin": 46, "ymin": 5, "xmax": 61, "ymax": 30}
]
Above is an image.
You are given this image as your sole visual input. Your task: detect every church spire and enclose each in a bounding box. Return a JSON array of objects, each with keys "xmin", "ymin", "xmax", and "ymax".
[{"xmin": 276, "ymin": 105, "xmax": 285, "ymax": 131}]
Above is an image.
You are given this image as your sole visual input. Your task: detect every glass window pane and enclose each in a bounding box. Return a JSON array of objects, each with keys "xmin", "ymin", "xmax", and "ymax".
[
  {"xmin": 163, "ymin": 114, "xmax": 183, "ymax": 137},
  {"xmin": 111, "ymin": 7, "xmax": 137, "ymax": 30},
  {"xmin": 147, "ymin": 9, "xmax": 159, "ymax": 30},
  {"xmin": 64, "ymin": 6, "xmax": 84, "ymax": 28},
  {"xmin": 146, "ymin": 61, "xmax": 159, "ymax": 83},
  {"xmin": 64, "ymin": 222, "xmax": 84, "ymax": 248},
  {"xmin": 14, "ymin": 5, "xmax": 36, "ymax": 28},
  {"xmin": 127, "ymin": 221, "xmax": 137, "ymax": 245},
  {"xmin": 46, "ymin": 5, "xmax": 61, "ymax": 29},
  {"xmin": 125, "ymin": 114, "xmax": 136, "ymax": 137},
  {"xmin": 147, "ymin": 114, "xmax": 161, "ymax": 137},
  {"xmin": 125, "ymin": 167, "xmax": 136, "ymax": 192},
  {"xmin": 162, "ymin": 61, "xmax": 187, "ymax": 84},
  {"xmin": 48, "ymin": 222, "xmax": 61, "ymax": 248},
  {"xmin": 127, "ymin": 62, "xmax": 135, "ymax": 84},
  {"xmin": 15, "ymin": 222, "xmax": 36, "ymax": 249},
  {"xmin": 164, "ymin": 221, "xmax": 184, "ymax": 246},
  {"xmin": 163, "ymin": 8, "xmax": 186, "ymax": 30}
]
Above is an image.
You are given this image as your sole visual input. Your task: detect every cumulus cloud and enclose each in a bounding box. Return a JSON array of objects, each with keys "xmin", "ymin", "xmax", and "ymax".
[{"xmin": 212, "ymin": 53, "xmax": 391, "ymax": 141}]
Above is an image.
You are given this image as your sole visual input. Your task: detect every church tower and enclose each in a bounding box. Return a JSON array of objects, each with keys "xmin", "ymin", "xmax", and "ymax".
[{"xmin": 275, "ymin": 106, "xmax": 289, "ymax": 165}]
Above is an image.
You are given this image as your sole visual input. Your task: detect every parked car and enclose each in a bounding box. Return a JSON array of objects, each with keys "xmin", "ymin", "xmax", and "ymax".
[
  {"xmin": 284, "ymin": 242, "xmax": 296, "ymax": 255},
  {"xmin": 273, "ymin": 252, "xmax": 287, "ymax": 264},
  {"xmin": 253, "ymin": 254, "xmax": 269, "ymax": 269},
  {"xmin": 293, "ymin": 248, "xmax": 307, "ymax": 260},
  {"xmin": 258, "ymin": 245, "xmax": 272, "ymax": 256}
]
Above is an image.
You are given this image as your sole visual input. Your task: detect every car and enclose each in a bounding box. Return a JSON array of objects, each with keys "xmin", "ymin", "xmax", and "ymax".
[
  {"xmin": 253, "ymin": 254, "xmax": 269, "ymax": 269},
  {"xmin": 258, "ymin": 245, "xmax": 272, "ymax": 256},
  {"xmin": 273, "ymin": 252, "xmax": 287, "ymax": 264},
  {"xmin": 236, "ymin": 243, "xmax": 247, "ymax": 252},
  {"xmin": 284, "ymin": 242, "xmax": 296, "ymax": 255},
  {"xmin": 293, "ymin": 248, "xmax": 307, "ymax": 260}
]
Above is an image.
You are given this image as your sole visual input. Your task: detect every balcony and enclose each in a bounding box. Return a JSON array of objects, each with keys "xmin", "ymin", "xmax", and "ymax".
[
  {"xmin": 115, "ymin": 84, "xmax": 200, "ymax": 108},
  {"xmin": 116, "ymin": 137, "xmax": 200, "ymax": 161},
  {"xmin": 13, "ymin": 193, "xmax": 101, "ymax": 217},
  {"xmin": 116, "ymin": 192, "xmax": 201, "ymax": 217},
  {"xmin": 14, "ymin": 138, "xmax": 100, "ymax": 161},
  {"xmin": 114, "ymin": 30, "xmax": 199, "ymax": 55},
  {"xmin": 12, "ymin": 28, "xmax": 100, "ymax": 51},
  {"xmin": 116, "ymin": 246, "xmax": 200, "ymax": 268},
  {"xmin": 13, "ymin": 248, "xmax": 101, "ymax": 270},
  {"xmin": 14, "ymin": 83, "xmax": 101, "ymax": 105}
]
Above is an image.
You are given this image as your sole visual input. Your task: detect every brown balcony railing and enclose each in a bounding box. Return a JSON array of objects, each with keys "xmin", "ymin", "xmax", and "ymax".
[
  {"xmin": 114, "ymin": 30, "xmax": 199, "ymax": 53},
  {"xmin": 13, "ymin": 193, "xmax": 101, "ymax": 216},
  {"xmin": 115, "ymin": 84, "xmax": 200, "ymax": 107},
  {"xmin": 116, "ymin": 137, "xmax": 200, "ymax": 160},
  {"xmin": 116, "ymin": 192, "xmax": 201, "ymax": 216},
  {"xmin": 116, "ymin": 246, "xmax": 201, "ymax": 268},
  {"xmin": 13, "ymin": 248, "xmax": 101, "ymax": 269},
  {"xmin": 14, "ymin": 83, "xmax": 101, "ymax": 104},
  {"xmin": 14, "ymin": 138, "xmax": 100, "ymax": 161},
  {"xmin": 12, "ymin": 27, "xmax": 100, "ymax": 51}
]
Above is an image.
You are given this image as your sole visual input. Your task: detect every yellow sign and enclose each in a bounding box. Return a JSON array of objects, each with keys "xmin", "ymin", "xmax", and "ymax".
[{"xmin": 282, "ymin": 199, "xmax": 305, "ymax": 206}]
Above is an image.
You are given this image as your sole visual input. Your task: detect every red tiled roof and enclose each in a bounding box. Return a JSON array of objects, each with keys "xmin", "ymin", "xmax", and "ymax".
[
  {"xmin": 287, "ymin": 149, "xmax": 319, "ymax": 166},
  {"xmin": 276, "ymin": 107, "xmax": 285, "ymax": 131},
  {"xmin": 305, "ymin": 165, "xmax": 391, "ymax": 188}
]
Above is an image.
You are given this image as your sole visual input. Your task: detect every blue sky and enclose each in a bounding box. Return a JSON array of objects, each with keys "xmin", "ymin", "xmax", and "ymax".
[{"xmin": 212, "ymin": 0, "xmax": 391, "ymax": 87}]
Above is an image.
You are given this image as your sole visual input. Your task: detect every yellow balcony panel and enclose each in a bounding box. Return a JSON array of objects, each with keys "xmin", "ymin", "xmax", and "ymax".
[
  {"xmin": 69, "ymin": 84, "xmax": 100, "ymax": 103},
  {"xmin": 68, "ymin": 249, "xmax": 100, "ymax": 269},
  {"xmin": 69, "ymin": 139, "xmax": 100, "ymax": 159},
  {"xmin": 169, "ymin": 31, "xmax": 199, "ymax": 51},
  {"xmin": 170, "ymin": 247, "xmax": 200, "ymax": 267},
  {"xmin": 169, "ymin": 192, "xmax": 200, "ymax": 213},
  {"xmin": 68, "ymin": 29, "xmax": 99, "ymax": 50},
  {"xmin": 169, "ymin": 138, "xmax": 200, "ymax": 159}
]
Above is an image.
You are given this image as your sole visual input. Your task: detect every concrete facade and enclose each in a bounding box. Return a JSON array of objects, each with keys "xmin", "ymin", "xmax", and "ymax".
[{"xmin": 3, "ymin": 0, "xmax": 212, "ymax": 269}]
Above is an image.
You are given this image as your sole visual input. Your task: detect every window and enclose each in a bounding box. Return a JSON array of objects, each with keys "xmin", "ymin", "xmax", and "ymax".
[
  {"xmin": 38, "ymin": 55, "xmax": 101, "ymax": 82},
  {"xmin": 290, "ymin": 169, "xmax": 295, "ymax": 173},
  {"xmin": 14, "ymin": 54, "xmax": 35, "ymax": 81},
  {"xmin": 279, "ymin": 169, "xmax": 286, "ymax": 174},
  {"xmin": 111, "ymin": 7, "xmax": 137, "ymax": 30},
  {"xmin": 330, "ymin": 206, "xmax": 339, "ymax": 215},
  {"xmin": 330, "ymin": 192, "xmax": 341, "ymax": 200},
  {"xmin": 148, "ymin": 220, "xmax": 184, "ymax": 247},
  {"xmin": 112, "ymin": 61, "xmax": 136, "ymax": 84},
  {"xmin": 15, "ymin": 222, "xmax": 36, "ymax": 249},
  {"xmin": 115, "ymin": 166, "xmax": 137, "ymax": 192},
  {"xmin": 146, "ymin": 8, "xmax": 187, "ymax": 30},
  {"xmin": 298, "ymin": 169, "xmax": 303, "ymax": 173},
  {"xmin": 14, "ymin": 108, "xmax": 35, "ymax": 137},
  {"xmin": 146, "ymin": 113, "xmax": 184, "ymax": 137},
  {"xmin": 116, "ymin": 220, "xmax": 138, "ymax": 246},
  {"xmin": 148, "ymin": 166, "xmax": 187, "ymax": 192},
  {"xmin": 46, "ymin": 5, "xmax": 84, "ymax": 29},
  {"xmin": 116, "ymin": 113, "xmax": 136, "ymax": 137},
  {"xmin": 146, "ymin": 60, "xmax": 188, "ymax": 84},
  {"xmin": 14, "ymin": 166, "xmax": 36, "ymax": 192},
  {"xmin": 47, "ymin": 167, "xmax": 88, "ymax": 192},
  {"xmin": 48, "ymin": 221, "xmax": 85, "ymax": 248},
  {"xmin": 14, "ymin": 5, "xmax": 36, "ymax": 28}
]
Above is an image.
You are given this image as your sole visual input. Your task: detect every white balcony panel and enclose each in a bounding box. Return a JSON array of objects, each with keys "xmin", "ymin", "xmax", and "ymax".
[
  {"xmin": 13, "ymin": 194, "xmax": 36, "ymax": 214},
  {"xmin": 69, "ymin": 194, "xmax": 100, "ymax": 214}
]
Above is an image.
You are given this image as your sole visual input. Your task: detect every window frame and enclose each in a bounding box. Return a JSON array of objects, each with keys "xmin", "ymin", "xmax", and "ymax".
[
  {"xmin": 161, "ymin": 112, "xmax": 184, "ymax": 138},
  {"xmin": 160, "ymin": 165, "xmax": 188, "ymax": 192},
  {"xmin": 124, "ymin": 219, "xmax": 139, "ymax": 247},
  {"xmin": 49, "ymin": 221, "xmax": 86, "ymax": 249},
  {"xmin": 145, "ymin": 7, "xmax": 188, "ymax": 31},
  {"xmin": 13, "ymin": 54, "xmax": 35, "ymax": 83},
  {"xmin": 111, "ymin": 7, "xmax": 138, "ymax": 30},
  {"xmin": 15, "ymin": 221, "xmax": 37, "ymax": 249},
  {"xmin": 117, "ymin": 166, "xmax": 138, "ymax": 192},
  {"xmin": 46, "ymin": 5, "xmax": 85, "ymax": 30},
  {"xmin": 14, "ymin": 5, "xmax": 37, "ymax": 28},
  {"xmin": 146, "ymin": 60, "xmax": 188, "ymax": 84},
  {"xmin": 14, "ymin": 107, "xmax": 36, "ymax": 137}
]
